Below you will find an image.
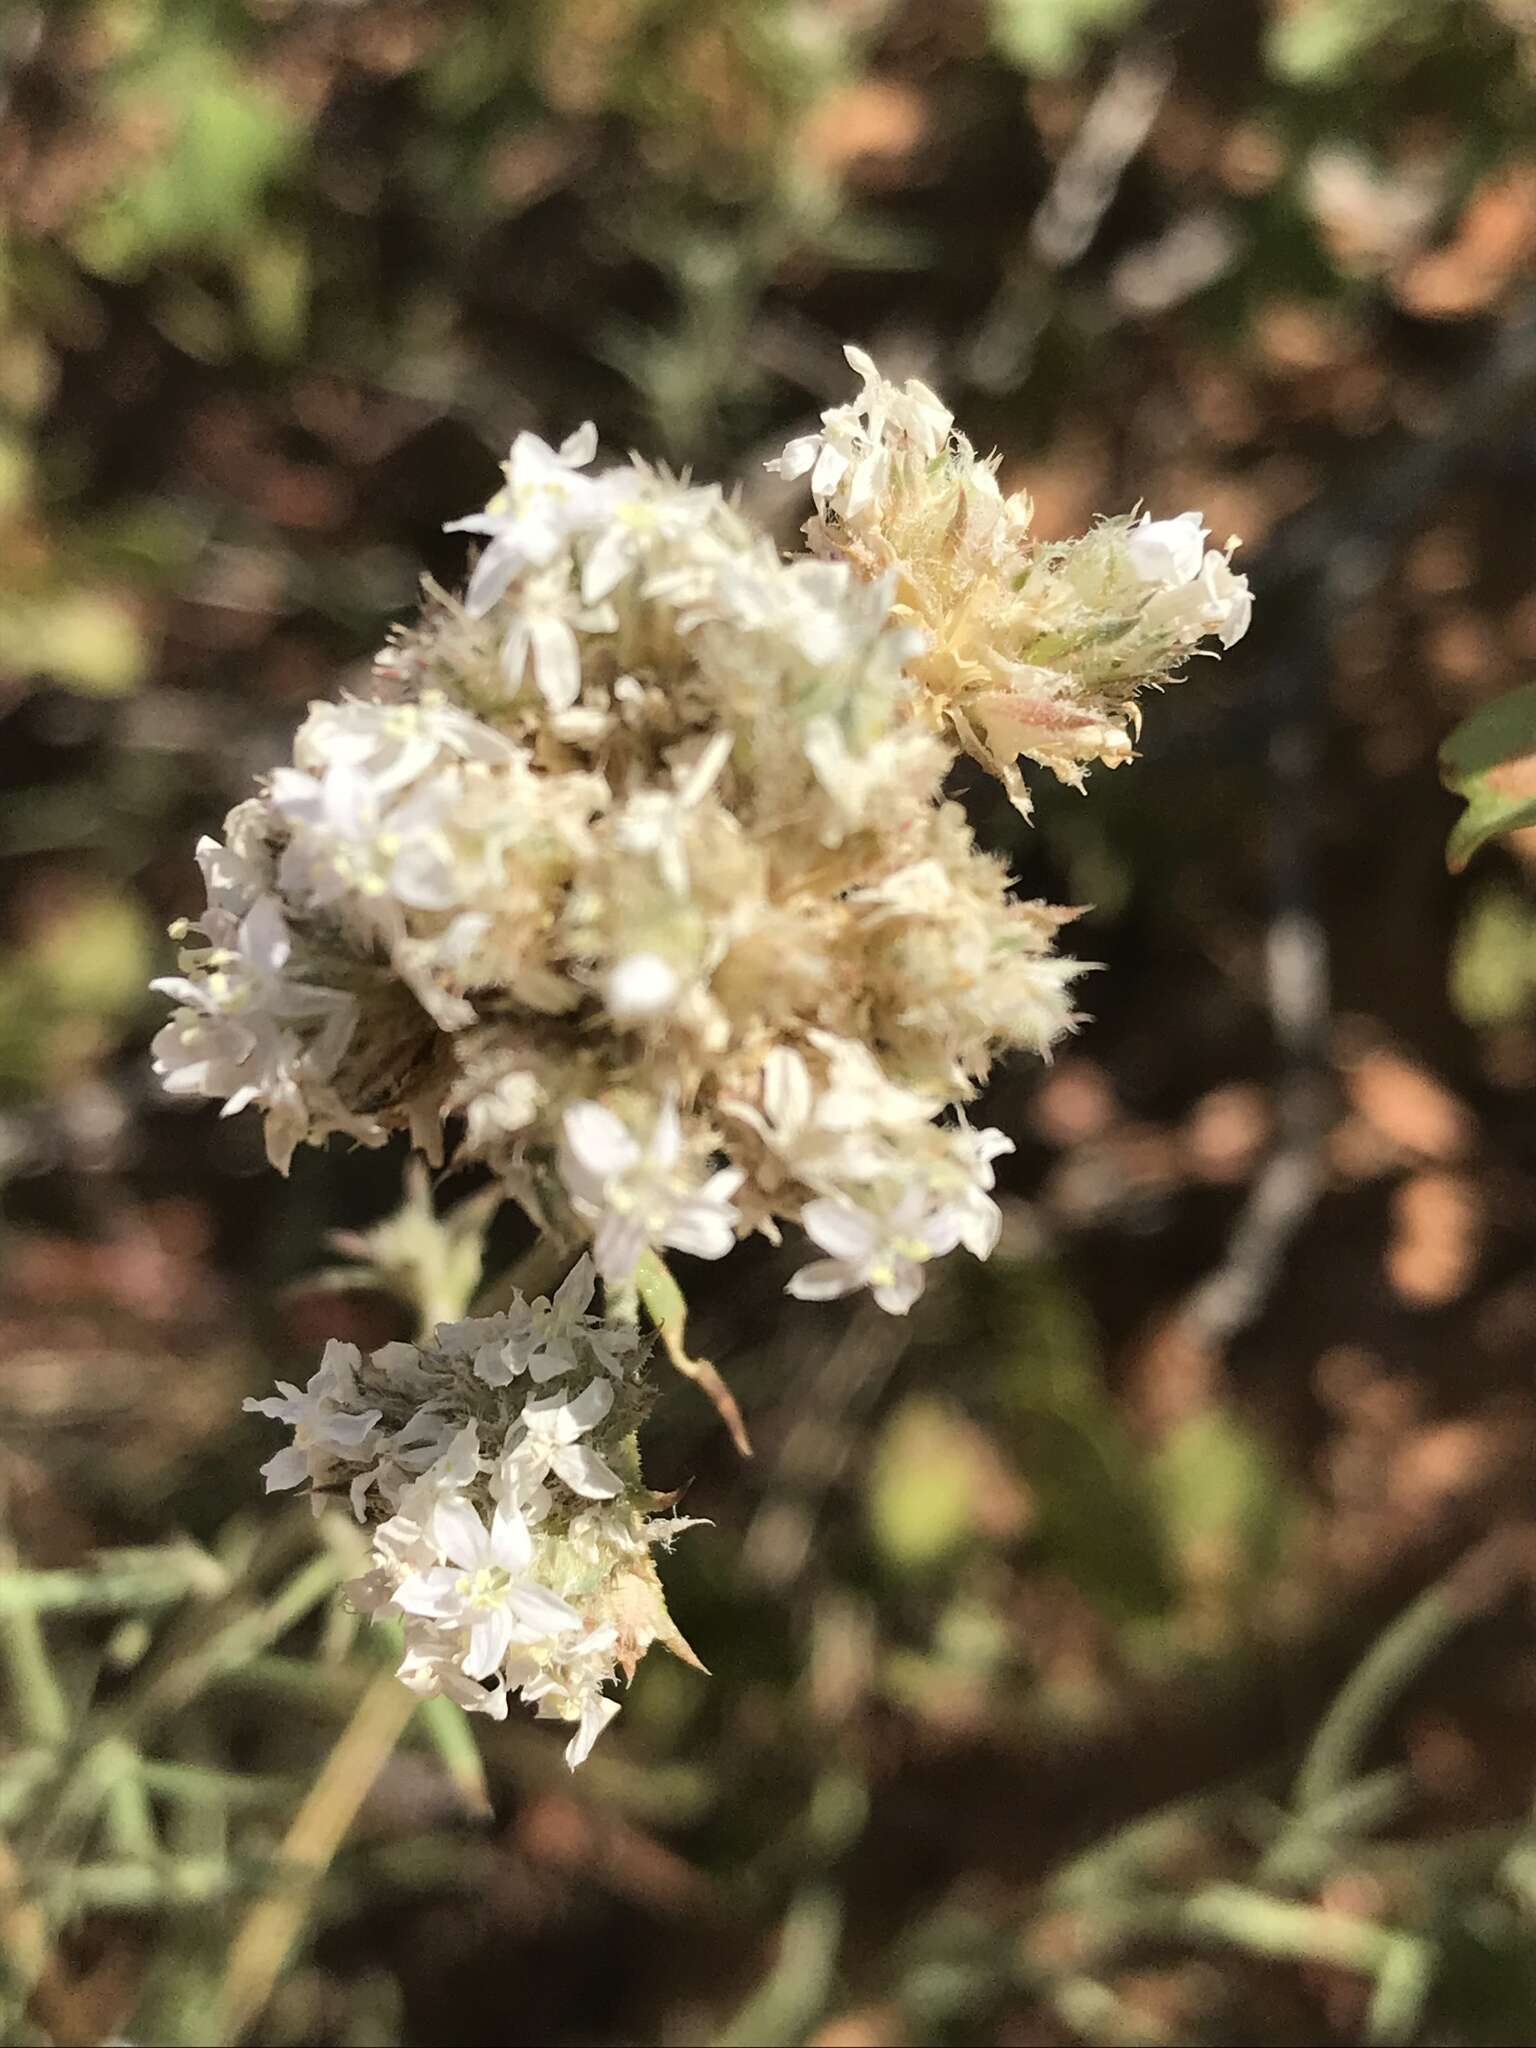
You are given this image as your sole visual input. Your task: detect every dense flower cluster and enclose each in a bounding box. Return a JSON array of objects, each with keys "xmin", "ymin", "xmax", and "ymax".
[
  {"xmin": 152, "ymin": 349, "xmax": 1249, "ymax": 1320},
  {"xmin": 773, "ymin": 346, "xmax": 1251, "ymax": 811},
  {"xmin": 246, "ymin": 1259, "xmax": 699, "ymax": 1765}
]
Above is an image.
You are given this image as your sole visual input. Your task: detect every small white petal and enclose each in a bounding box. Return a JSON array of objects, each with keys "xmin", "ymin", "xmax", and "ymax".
[
  {"xmin": 591, "ymin": 1212, "xmax": 649, "ymax": 1284},
  {"xmin": 785, "ymin": 1258, "xmax": 860, "ymax": 1303},
  {"xmin": 259, "ymin": 1444, "xmax": 309, "ymax": 1492},
  {"xmin": 551, "ymin": 1253, "xmax": 596, "ymax": 1320},
  {"xmin": 565, "ymin": 1695, "xmax": 621, "ymax": 1769},
  {"xmin": 489, "ymin": 1501, "xmax": 535, "ymax": 1574},
  {"xmin": 605, "ymin": 952, "xmax": 679, "ymax": 1024},
  {"xmin": 872, "ymin": 1264, "xmax": 926, "ymax": 1315},
  {"xmin": 550, "ymin": 1442, "xmax": 623, "ymax": 1500},
  {"xmin": 563, "ymin": 1100, "xmax": 641, "ymax": 1177},
  {"xmin": 505, "ymin": 1582, "xmax": 584, "ymax": 1637},
  {"xmin": 800, "ymin": 1198, "xmax": 880, "ymax": 1262},
  {"xmin": 431, "ymin": 1497, "xmax": 490, "ymax": 1573},
  {"xmin": 463, "ymin": 1605, "xmax": 513, "ymax": 1681}
]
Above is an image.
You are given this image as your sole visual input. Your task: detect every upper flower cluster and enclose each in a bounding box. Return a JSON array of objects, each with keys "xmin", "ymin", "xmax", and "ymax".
[
  {"xmin": 773, "ymin": 345, "xmax": 1251, "ymax": 811},
  {"xmin": 246, "ymin": 1258, "xmax": 699, "ymax": 1766},
  {"xmin": 153, "ymin": 349, "xmax": 1249, "ymax": 1313}
]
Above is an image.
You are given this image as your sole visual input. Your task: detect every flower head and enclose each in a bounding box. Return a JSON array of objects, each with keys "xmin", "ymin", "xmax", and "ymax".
[
  {"xmin": 559, "ymin": 1097, "xmax": 743, "ymax": 1282},
  {"xmin": 393, "ymin": 1495, "xmax": 583, "ymax": 1683}
]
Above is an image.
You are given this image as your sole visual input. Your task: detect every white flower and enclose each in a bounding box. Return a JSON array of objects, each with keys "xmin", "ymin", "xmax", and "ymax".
[
  {"xmin": 151, "ymin": 892, "xmax": 356, "ymax": 1124},
  {"xmin": 787, "ymin": 1187, "xmax": 967, "ymax": 1316},
  {"xmin": 392, "ymin": 1494, "xmax": 583, "ymax": 1682},
  {"xmin": 1197, "ymin": 549, "xmax": 1253, "ymax": 648},
  {"xmin": 934, "ymin": 1120, "xmax": 1015, "ymax": 1260},
  {"xmin": 343, "ymin": 1405, "xmax": 453, "ymax": 1521},
  {"xmin": 437, "ymin": 1256, "xmax": 635, "ymax": 1390},
  {"xmin": 1125, "ymin": 516, "xmax": 1252, "ymax": 651},
  {"xmin": 396, "ymin": 1624, "xmax": 515, "ymax": 1718},
  {"xmin": 576, "ymin": 467, "xmax": 721, "ymax": 605},
  {"xmin": 463, "ymin": 1070, "xmax": 541, "ymax": 1152},
  {"xmin": 243, "ymin": 1339, "xmax": 382, "ymax": 1498},
  {"xmin": 1125, "ymin": 511, "xmax": 1209, "ymax": 587},
  {"xmin": 610, "ymin": 731, "xmax": 733, "ymax": 896},
  {"xmin": 500, "ymin": 1376, "xmax": 623, "ymax": 1511},
  {"xmin": 520, "ymin": 1626, "xmax": 623, "ymax": 1768},
  {"xmin": 800, "ymin": 717, "xmax": 938, "ymax": 842},
  {"xmin": 370, "ymin": 1420, "xmax": 485, "ymax": 1538},
  {"xmin": 150, "ymin": 1002, "xmax": 281, "ymax": 1114},
  {"xmin": 192, "ymin": 829, "xmax": 265, "ymax": 921},
  {"xmin": 767, "ymin": 344, "xmax": 952, "ymax": 522},
  {"xmin": 559, "ymin": 1096, "xmax": 743, "ymax": 1281},
  {"xmin": 497, "ymin": 571, "xmax": 617, "ymax": 713},
  {"xmin": 272, "ymin": 758, "xmax": 477, "ymax": 925},
  {"xmin": 725, "ymin": 1038, "xmax": 938, "ymax": 1191},
  {"xmin": 604, "ymin": 951, "xmax": 680, "ymax": 1025},
  {"xmin": 445, "ymin": 424, "xmax": 604, "ymax": 614},
  {"xmin": 293, "ymin": 695, "xmax": 512, "ymax": 792}
]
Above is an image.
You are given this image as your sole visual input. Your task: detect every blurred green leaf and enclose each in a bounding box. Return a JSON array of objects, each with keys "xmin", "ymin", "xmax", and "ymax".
[
  {"xmin": 0, "ymin": 591, "xmax": 145, "ymax": 696},
  {"xmin": 32, "ymin": 891, "xmax": 154, "ymax": 1020},
  {"xmin": 239, "ymin": 231, "xmax": 311, "ymax": 359},
  {"xmin": 0, "ymin": 886, "xmax": 154, "ymax": 1094},
  {"xmin": 1441, "ymin": 681, "xmax": 1536, "ymax": 871},
  {"xmin": 984, "ymin": 1258, "xmax": 1174, "ymax": 1621},
  {"xmin": 70, "ymin": 42, "xmax": 300, "ymax": 280},
  {"xmin": 1148, "ymin": 1407, "xmax": 1297, "ymax": 1607},
  {"xmin": 1267, "ymin": 0, "xmax": 1445, "ymax": 83},
  {"xmin": 867, "ymin": 1397, "xmax": 989, "ymax": 1573},
  {"xmin": 989, "ymin": 0, "xmax": 1145, "ymax": 75},
  {"xmin": 1451, "ymin": 883, "xmax": 1536, "ymax": 1028}
]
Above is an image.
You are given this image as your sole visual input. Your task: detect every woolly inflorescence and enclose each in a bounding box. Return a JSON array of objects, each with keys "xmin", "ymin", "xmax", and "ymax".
[{"xmin": 153, "ymin": 349, "xmax": 1249, "ymax": 1319}]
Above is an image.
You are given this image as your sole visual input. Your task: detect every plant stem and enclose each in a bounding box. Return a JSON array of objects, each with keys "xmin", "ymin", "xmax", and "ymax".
[
  {"xmin": 0, "ymin": 1552, "xmax": 225, "ymax": 1619},
  {"xmin": 1292, "ymin": 1540, "xmax": 1522, "ymax": 1815},
  {"xmin": 217, "ymin": 1668, "xmax": 418, "ymax": 2042},
  {"xmin": 0, "ymin": 1539, "xmax": 70, "ymax": 1749}
]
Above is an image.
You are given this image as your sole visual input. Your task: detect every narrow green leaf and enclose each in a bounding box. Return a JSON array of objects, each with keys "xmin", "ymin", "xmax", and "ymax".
[{"xmin": 634, "ymin": 1250, "xmax": 752, "ymax": 1456}]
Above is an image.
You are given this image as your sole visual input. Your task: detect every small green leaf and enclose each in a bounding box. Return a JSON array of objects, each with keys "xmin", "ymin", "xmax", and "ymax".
[
  {"xmin": 1148, "ymin": 1407, "xmax": 1295, "ymax": 1603},
  {"xmin": 1451, "ymin": 884, "xmax": 1536, "ymax": 1029},
  {"xmin": 1441, "ymin": 681, "xmax": 1536, "ymax": 871},
  {"xmin": 989, "ymin": 0, "xmax": 1144, "ymax": 75},
  {"xmin": 32, "ymin": 891, "xmax": 153, "ymax": 1017},
  {"xmin": 0, "ymin": 592, "xmax": 145, "ymax": 696},
  {"xmin": 866, "ymin": 1398, "xmax": 988, "ymax": 1574},
  {"xmin": 239, "ymin": 232, "xmax": 311, "ymax": 359}
]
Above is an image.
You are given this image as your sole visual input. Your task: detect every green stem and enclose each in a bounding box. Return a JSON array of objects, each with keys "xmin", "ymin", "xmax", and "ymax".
[
  {"xmin": 0, "ymin": 1608, "xmax": 69, "ymax": 1750},
  {"xmin": 139, "ymin": 1759, "xmax": 303, "ymax": 1814},
  {"xmin": 98, "ymin": 1742, "xmax": 159, "ymax": 1861},
  {"xmin": 714, "ymin": 1882, "xmax": 844, "ymax": 2048},
  {"xmin": 1292, "ymin": 1579, "xmax": 1468, "ymax": 1814},
  {"xmin": 0, "ymin": 1553, "xmax": 225, "ymax": 1620},
  {"xmin": 1257, "ymin": 1766, "xmax": 1411, "ymax": 1889},
  {"xmin": 119, "ymin": 1552, "xmax": 345, "ymax": 1736},
  {"xmin": 1177, "ymin": 1883, "xmax": 1400, "ymax": 1971},
  {"xmin": 40, "ymin": 1858, "xmax": 259, "ymax": 1914}
]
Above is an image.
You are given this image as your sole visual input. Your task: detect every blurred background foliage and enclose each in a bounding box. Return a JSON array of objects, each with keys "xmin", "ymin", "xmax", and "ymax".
[{"xmin": 4, "ymin": 0, "xmax": 1536, "ymax": 2042}]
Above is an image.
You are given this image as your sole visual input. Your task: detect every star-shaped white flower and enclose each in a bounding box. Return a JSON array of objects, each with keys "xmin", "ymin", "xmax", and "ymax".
[
  {"xmin": 501, "ymin": 1377, "xmax": 623, "ymax": 1515},
  {"xmin": 445, "ymin": 424, "xmax": 605, "ymax": 614},
  {"xmin": 559, "ymin": 1095, "xmax": 742, "ymax": 1282},
  {"xmin": 243, "ymin": 1339, "xmax": 383, "ymax": 1497},
  {"xmin": 787, "ymin": 1187, "xmax": 965, "ymax": 1316},
  {"xmin": 392, "ymin": 1495, "xmax": 583, "ymax": 1683}
]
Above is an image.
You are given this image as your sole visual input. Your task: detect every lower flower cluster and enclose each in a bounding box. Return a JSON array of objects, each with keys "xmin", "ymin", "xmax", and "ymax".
[{"xmin": 245, "ymin": 1259, "xmax": 700, "ymax": 1766}]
